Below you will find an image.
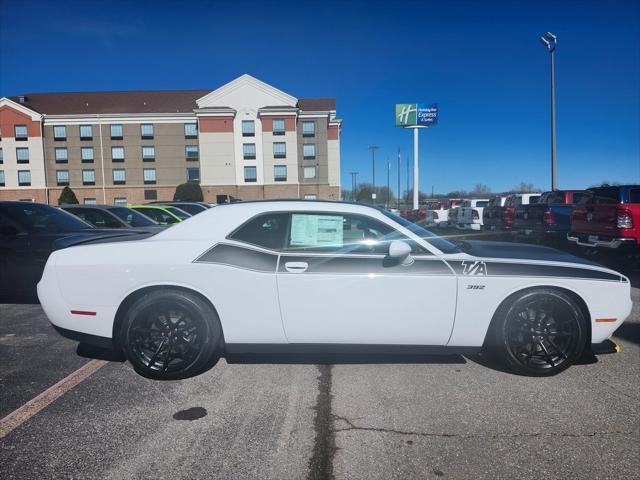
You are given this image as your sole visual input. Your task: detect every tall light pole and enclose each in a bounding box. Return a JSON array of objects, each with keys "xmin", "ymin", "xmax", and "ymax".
[
  {"xmin": 397, "ymin": 148, "xmax": 401, "ymax": 210},
  {"xmin": 349, "ymin": 171, "xmax": 359, "ymax": 201},
  {"xmin": 386, "ymin": 156, "xmax": 391, "ymax": 209},
  {"xmin": 368, "ymin": 145, "xmax": 378, "ymax": 204},
  {"xmin": 540, "ymin": 32, "xmax": 557, "ymax": 191}
]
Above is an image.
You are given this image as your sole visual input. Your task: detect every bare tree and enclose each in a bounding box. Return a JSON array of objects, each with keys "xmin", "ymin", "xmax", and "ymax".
[{"xmin": 471, "ymin": 183, "xmax": 491, "ymax": 197}]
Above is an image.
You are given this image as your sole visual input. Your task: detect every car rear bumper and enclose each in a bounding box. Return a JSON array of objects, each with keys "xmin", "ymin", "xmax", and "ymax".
[{"xmin": 567, "ymin": 233, "xmax": 638, "ymax": 250}]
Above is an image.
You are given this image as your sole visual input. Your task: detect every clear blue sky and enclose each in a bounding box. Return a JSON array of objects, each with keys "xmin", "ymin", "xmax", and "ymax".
[{"xmin": 1, "ymin": 0, "xmax": 638, "ymax": 194}]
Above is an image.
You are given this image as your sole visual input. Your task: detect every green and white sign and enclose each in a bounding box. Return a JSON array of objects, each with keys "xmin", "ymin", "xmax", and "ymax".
[{"xmin": 395, "ymin": 103, "xmax": 438, "ymax": 127}]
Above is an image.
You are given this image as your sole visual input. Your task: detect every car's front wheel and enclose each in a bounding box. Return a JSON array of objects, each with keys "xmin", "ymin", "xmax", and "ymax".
[
  {"xmin": 120, "ymin": 289, "xmax": 222, "ymax": 380},
  {"xmin": 489, "ymin": 289, "xmax": 587, "ymax": 376}
]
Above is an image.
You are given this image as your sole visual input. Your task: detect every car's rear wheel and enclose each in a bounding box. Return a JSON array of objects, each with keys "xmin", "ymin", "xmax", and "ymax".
[
  {"xmin": 490, "ymin": 289, "xmax": 586, "ymax": 376},
  {"xmin": 120, "ymin": 289, "xmax": 221, "ymax": 380}
]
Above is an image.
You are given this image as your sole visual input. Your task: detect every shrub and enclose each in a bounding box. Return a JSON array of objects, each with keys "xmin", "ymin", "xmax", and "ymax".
[
  {"xmin": 58, "ymin": 186, "xmax": 79, "ymax": 205},
  {"xmin": 174, "ymin": 182, "xmax": 203, "ymax": 202}
]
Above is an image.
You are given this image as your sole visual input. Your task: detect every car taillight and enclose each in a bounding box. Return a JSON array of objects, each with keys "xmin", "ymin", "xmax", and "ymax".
[
  {"xmin": 543, "ymin": 210, "xmax": 556, "ymax": 225},
  {"xmin": 503, "ymin": 207, "xmax": 515, "ymax": 224},
  {"xmin": 617, "ymin": 208, "xmax": 633, "ymax": 229},
  {"xmin": 472, "ymin": 209, "xmax": 479, "ymax": 220}
]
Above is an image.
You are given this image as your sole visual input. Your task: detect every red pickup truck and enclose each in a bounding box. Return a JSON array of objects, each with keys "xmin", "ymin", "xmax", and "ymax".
[{"xmin": 569, "ymin": 185, "xmax": 640, "ymax": 251}]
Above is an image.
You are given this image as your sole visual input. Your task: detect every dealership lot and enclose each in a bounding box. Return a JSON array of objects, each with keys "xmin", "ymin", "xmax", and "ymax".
[{"xmin": 1, "ymin": 252, "xmax": 638, "ymax": 479}]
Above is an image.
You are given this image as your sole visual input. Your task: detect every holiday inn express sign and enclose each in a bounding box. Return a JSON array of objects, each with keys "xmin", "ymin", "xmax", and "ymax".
[{"xmin": 395, "ymin": 103, "xmax": 438, "ymax": 127}]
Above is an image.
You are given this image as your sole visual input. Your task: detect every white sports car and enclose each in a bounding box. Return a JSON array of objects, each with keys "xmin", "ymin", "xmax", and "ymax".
[{"xmin": 38, "ymin": 201, "xmax": 632, "ymax": 379}]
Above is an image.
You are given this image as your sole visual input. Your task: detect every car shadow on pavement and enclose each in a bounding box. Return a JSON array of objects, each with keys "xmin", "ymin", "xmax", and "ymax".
[
  {"xmin": 224, "ymin": 352, "xmax": 467, "ymax": 365},
  {"xmin": 613, "ymin": 323, "xmax": 640, "ymax": 346},
  {"xmin": 76, "ymin": 343, "xmax": 126, "ymax": 362},
  {"xmin": 465, "ymin": 350, "xmax": 599, "ymax": 375}
]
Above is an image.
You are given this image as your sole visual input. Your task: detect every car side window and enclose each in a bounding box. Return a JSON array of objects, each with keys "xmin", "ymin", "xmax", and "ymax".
[
  {"xmin": 284, "ymin": 212, "xmax": 425, "ymax": 255},
  {"xmin": 228, "ymin": 212, "xmax": 290, "ymax": 250}
]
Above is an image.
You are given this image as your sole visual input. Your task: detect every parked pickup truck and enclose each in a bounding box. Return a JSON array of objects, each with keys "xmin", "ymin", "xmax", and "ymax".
[
  {"xmin": 425, "ymin": 199, "xmax": 464, "ymax": 227},
  {"xmin": 513, "ymin": 190, "xmax": 588, "ymax": 244},
  {"xmin": 488, "ymin": 193, "xmax": 541, "ymax": 231},
  {"xmin": 568, "ymin": 185, "xmax": 640, "ymax": 251},
  {"xmin": 482, "ymin": 196, "xmax": 507, "ymax": 230},
  {"xmin": 456, "ymin": 199, "xmax": 490, "ymax": 230},
  {"xmin": 446, "ymin": 199, "xmax": 468, "ymax": 228}
]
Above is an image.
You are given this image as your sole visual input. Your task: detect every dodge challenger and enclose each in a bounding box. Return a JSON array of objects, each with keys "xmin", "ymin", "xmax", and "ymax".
[{"xmin": 37, "ymin": 201, "xmax": 632, "ymax": 379}]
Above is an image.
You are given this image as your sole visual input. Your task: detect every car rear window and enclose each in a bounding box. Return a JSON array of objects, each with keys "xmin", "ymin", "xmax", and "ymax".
[
  {"xmin": 629, "ymin": 188, "xmax": 640, "ymax": 204},
  {"xmin": 110, "ymin": 207, "xmax": 157, "ymax": 227},
  {"xmin": 590, "ymin": 187, "xmax": 620, "ymax": 204},
  {"xmin": 475, "ymin": 201, "xmax": 489, "ymax": 207}
]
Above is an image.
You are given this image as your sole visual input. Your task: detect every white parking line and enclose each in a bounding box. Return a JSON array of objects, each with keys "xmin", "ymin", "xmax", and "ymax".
[{"xmin": 0, "ymin": 359, "xmax": 107, "ymax": 439}]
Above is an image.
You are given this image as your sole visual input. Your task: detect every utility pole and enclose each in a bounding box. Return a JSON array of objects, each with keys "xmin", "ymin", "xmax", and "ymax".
[
  {"xmin": 540, "ymin": 32, "xmax": 557, "ymax": 190},
  {"xmin": 385, "ymin": 156, "xmax": 391, "ymax": 209},
  {"xmin": 406, "ymin": 154, "xmax": 410, "ymax": 206},
  {"xmin": 397, "ymin": 148, "xmax": 401, "ymax": 210},
  {"xmin": 368, "ymin": 145, "xmax": 378, "ymax": 204},
  {"xmin": 349, "ymin": 171, "xmax": 359, "ymax": 201}
]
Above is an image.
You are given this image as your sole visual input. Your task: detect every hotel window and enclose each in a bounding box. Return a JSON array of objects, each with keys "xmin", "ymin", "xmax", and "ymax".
[
  {"xmin": 144, "ymin": 190, "xmax": 158, "ymax": 200},
  {"xmin": 81, "ymin": 147, "xmax": 94, "ymax": 163},
  {"xmin": 111, "ymin": 146, "xmax": 125, "ymax": 162},
  {"xmin": 15, "ymin": 125, "xmax": 28, "ymax": 140},
  {"xmin": 143, "ymin": 168, "xmax": 157, "ymax": 185},
  {"xmin": 243, "ymin": 143, "xmax": 256, "ymax": 160},
  {"xmin": 18, "ymin": 170, "xmax": 31, "ymax": 186},
  {"xmin": 54, "ymin": 147, "xmax": 68, "ymax": 163},
  {"xmin": 53, "ymin": 125, "xmax": 67, "ymax": 140},
  {"xmin": 112, "ymin": 169, "xmax": 126, "ymax": 185},
  {"xmin": 304, "ymin": 194, "xmax": 317, "ymax": 200},
  {"xmin": 302, "ymin": 121, "xmax": 315, "ymax": 137},
  {"xmin": 0, "ymin": 147, "xmax": 3, "ymax": 163},
  {"xmin": 187, "ymin": 167, "xmax": 200, "ymax": 182},
  {"xmin": 273, "ymin": 142, "xmax": 286, "ymax": 158},
  {"xmin": 84, "ymin": 198, "xmax": 97, "ymax": 205},
  {"xmin": 185, "ymin": 145, "xmax": 199, "ymax": 161},
  {"xmin": 16, "ymin": 147, "xmax": 29, "ymax": 163},
  {"xmin": 274, "ymin": 165, "xmax": 287, "ymax": 182},
  {"xmin": 82, "ymin": 169, "xmax": 96, "ymax": 185},
  {"xmin": 242, "ymin": 120, "xmax": 255, "ymax": 137},
  {"xmin": 142, "ymin": 146, "xmax": 155, "ymax": 161},
  {"xmin": 303, "ymin": 143, "xmax": 316, "ymax": 159},
  {"xmin": 56, "ymin": 170, "xmax": 69, "ymax": 186},
  {"xmin": 184, "ymin": 123, "xmax": 197, "ymax": 138},
  {"xmin": 79, "ymin": 125, "xmax": 93, "ymax": 140},
  {"xmin": 140, "ymin": 124, "xmax": 154, "ymax": 139},
  {"xmin": 110, "ymin": 124, "xmax": 123, "ymax": 140},
  {"xmin": 0, "ymin": 170, "xmax": 4, "ymax": 186},
  {"xmin": 272, "ymin": 119, "xmax": 285, "ymax": 135},
  {"xmin": 304, "ymin": 166, "xmax": 317, "ymax": 179},
  {"xmin": 114, "ymin": 197, "xmax": 127, "ymax": 207},
  {"xmin": 244, "ymin": 166, "xmax": 257, "ymax": 182}
]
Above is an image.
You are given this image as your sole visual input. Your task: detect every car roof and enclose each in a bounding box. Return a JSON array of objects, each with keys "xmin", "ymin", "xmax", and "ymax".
[{"xmin": 60, "ymin": 204, "xmax": 124, "ymax": 210}]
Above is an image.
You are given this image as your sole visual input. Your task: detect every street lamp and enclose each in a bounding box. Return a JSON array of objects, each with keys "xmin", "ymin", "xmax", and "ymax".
[
  {"xmin": 540, "ymin": 31, "xmax": 557, "ymax": 191},
  {"xmin": 368, "ymin": 145, "xmax": 378, "ymax": 204}
]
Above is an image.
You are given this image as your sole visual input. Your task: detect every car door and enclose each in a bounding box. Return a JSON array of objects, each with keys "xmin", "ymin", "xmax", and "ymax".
[{"xmin": 276, "ymin": 211, "xmax": 457, "ymax": 345}]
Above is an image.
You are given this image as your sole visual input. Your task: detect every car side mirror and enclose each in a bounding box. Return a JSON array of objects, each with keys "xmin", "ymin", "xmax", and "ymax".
[{"xmin": 387, "ymin": 240, "xmax": 414, "ymax": 266}]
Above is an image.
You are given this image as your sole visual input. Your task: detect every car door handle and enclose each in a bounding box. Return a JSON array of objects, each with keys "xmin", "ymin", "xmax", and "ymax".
[{"xmin": 284, "ymin": 261, "xmax": 309, "ymax": 273}]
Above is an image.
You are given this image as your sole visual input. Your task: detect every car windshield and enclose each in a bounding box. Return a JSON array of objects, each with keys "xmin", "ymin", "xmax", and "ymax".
[
  {"xmin": 110, "ymin": 207, "xmax": 158, "ymax": 227},
  {"xmin": 165, "ymin": 206, "xmax": 191, "ymax": 220},
  {"xmin": 381, "ymin": 209, "xmax": 460, "ymax": 254},
  {"xmin": 2, "ymin": 203, "xmax": 91, "ymax": 233}
]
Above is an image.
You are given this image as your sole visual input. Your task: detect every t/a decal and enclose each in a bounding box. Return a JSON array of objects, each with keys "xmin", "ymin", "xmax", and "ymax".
[{"xmin": 461, "ymin": 261, "xmax": 487, "ymax": 276}]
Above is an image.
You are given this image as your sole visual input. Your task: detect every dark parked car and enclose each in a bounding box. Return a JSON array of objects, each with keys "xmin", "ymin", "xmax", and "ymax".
[
  {"xmin": 147, "ymin": 201, "xmax": 211, "ymax": 216},
  {"xmin": 569, "ymin": 185, "xmax": 640, "ymax": 251},
  {"xmin": 60, "ymin": 204, "xmax": 165, "ymax": 233},
  {"xmin": 513, "ymin": 190, "xmax": 588, "ymax": 244},
  {"xmin": 0, "ymin": 202, "xmax": 142, "ymax": 302},
  {"xmin": 482, "ymin": 196, "xmax": 507, "ymax": 231}
]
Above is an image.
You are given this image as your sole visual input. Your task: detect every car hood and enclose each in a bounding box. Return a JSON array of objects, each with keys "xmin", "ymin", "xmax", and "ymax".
[{"xmin": 456, "ymin": 240, "xmax": 601, "ymax": 267}]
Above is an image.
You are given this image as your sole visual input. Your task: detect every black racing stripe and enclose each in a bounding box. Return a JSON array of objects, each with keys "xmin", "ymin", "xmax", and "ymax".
[
  {"xmin": 279, "ymin": 255, "xmax": 451, "ymax": 275},
  {"xmin": 447, "ymin": 260, "xmax": 622, "ymax": 281},
  {"xmin": 194, "ymin": 243, "xmax": 278, "ymax": 272}
]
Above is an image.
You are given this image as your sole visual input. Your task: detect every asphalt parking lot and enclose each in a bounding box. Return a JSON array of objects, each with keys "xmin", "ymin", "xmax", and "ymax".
[{"xmin": 1, "ymin": 247, "xmax": 638, "ymax": 479}]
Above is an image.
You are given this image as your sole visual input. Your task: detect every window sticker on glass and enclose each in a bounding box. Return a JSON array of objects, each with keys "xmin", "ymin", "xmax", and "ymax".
[{"xmin": 290, "ymin": 214, "xmax": 344, "ymax": 247}]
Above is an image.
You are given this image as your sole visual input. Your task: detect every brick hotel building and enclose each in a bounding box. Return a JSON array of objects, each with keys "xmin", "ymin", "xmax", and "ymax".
[{"xmin": 0, "ymin": 74, "xmax": 341, "ymax": 205}]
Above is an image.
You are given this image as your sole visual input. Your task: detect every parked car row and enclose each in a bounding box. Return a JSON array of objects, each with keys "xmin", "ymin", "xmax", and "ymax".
[
  {"xmin": 0, "ymin": 200, "xmax": 211, "ymax": 302},
  {"xmin": 401, "ymin": 184, "xmax": 639, "ymax": 253}
]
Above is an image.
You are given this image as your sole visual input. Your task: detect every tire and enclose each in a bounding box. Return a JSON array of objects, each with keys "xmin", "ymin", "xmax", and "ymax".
[
  {"xmin": 489, "ymin": 288, "xmax": 587, "ymax": 376},
  {"xmin": 119, "ymin": 289, "xmax": 222, "ymax": 380}
]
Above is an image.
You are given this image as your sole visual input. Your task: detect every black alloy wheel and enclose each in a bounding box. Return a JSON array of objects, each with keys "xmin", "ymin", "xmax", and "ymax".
[
  {"xmin": 121, "ymin": 289, "xmax": 221, "ymax": 380},
  {"xmin": 491, "ymin": 289, "xmax": 586, "ymax": 376}
]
